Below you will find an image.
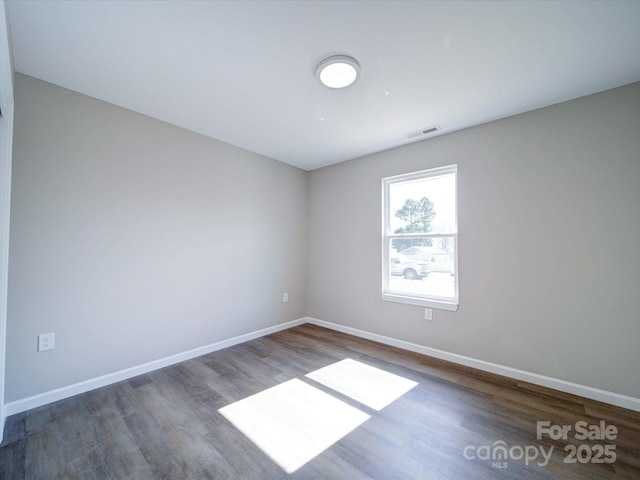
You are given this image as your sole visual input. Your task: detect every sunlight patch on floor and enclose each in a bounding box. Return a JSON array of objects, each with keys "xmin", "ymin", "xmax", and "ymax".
[
  {"xmin": 218, "ymin": 358, "xmax": 418, "ymax": 473},
  {"xmin": 306, "ymin": 358, "xmax": 418, "ymax": 411},
  {"xmin": 218, "ymin": 378, "xmax": 370, "ymax": 473}
]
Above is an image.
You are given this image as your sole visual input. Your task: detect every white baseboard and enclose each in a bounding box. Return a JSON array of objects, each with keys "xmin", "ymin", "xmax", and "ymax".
[
  {"xmin": 4, "ymin": 318, "xmax": 306, "ymax": 416},
  {"xmin": 305, "ymin": 317, "xmax": 640, "ymax": 413},
  {"xmin": 5, "ymin": 316, "xmax": 640, "ymax": 417}
]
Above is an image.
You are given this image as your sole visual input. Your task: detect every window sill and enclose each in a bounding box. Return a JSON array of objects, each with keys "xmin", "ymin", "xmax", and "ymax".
[{"xmin": 382, "ymin": 293, "xmax": 459, "ymax": 312}]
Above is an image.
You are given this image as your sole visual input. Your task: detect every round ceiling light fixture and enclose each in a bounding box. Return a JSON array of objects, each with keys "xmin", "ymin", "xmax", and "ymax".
[{"xmin": 316, "ymin": 55, "xmax": 361, "ymax": 89}]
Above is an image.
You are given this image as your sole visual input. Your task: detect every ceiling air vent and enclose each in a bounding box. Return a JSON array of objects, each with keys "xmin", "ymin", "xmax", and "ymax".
[{"xmin": 407, "ymin": 125, "xmax": 440, "ymax": 140}]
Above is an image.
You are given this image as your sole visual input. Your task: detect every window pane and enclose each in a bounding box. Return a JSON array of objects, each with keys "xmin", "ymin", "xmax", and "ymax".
[
  {"xmin": 388, "ymin": 172, "xmax": 456, "ymax": 235},
  {"xmin": 387, "ymin": 236, "xmax": 456, "ymax": 300},
  {"xmin": 382, "ymin": 165, "xmax": 458, "ymax": 309}
]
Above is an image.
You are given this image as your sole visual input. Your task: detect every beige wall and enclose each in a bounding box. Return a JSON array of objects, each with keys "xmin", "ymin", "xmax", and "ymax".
[
  {"xmin": 7, "ymin": 73, "xmax": 640, "ymax": 405},
  {"xmin": 0, "ymin": 0, "xmax": 13, "ymax": 435},
  {"xmin": 7, "ymin": 74, "xmax": 308, "ymax": 401},
  {"xmin": 308, "ymin": 82, "xmax": 640, "ymax": 399}
]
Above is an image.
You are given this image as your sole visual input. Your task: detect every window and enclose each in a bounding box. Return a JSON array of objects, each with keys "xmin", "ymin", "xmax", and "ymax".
[{"xmin": 382, "ymin": 165, "xmax": 458, "ymax": 310}]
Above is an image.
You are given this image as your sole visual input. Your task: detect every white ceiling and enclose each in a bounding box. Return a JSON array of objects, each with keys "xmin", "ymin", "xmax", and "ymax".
[{"xmin": 7, "ymin": 0, "xmax": 640, "ymax": 171}]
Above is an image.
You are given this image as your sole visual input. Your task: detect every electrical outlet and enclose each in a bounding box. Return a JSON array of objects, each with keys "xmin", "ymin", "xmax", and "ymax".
[
  {"xmin": 282, "ymin": 292, "xmax": 289, "ymax": 303},
  {"xmin": 38, "ymin": 332, "xmax": 55, "ymax": 352},
  {"xmin": 424, "ymin": 308, "xmax": 433, "ymax": 321}
]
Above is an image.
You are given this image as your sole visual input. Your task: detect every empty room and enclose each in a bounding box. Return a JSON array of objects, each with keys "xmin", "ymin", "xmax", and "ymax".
[{"xmin": 0, "ymin": 1, "xmax": 639, "ymax": 478}]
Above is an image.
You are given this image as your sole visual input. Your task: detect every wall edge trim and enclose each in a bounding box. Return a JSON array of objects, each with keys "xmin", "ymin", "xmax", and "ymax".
[
  {"xmin": 6, "ymin": 316, "xmax": 639, "ymax": 417},
  {"xmin": 4, "ymin": 318, "xmax": 306, "ymax": 416},
  {"xmin": 305, "ymin": 317, "xmax": 640, "ymax": 413}
]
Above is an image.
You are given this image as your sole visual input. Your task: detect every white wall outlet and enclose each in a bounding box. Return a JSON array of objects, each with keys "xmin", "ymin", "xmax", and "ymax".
[
  {"xmin": 282, "ymin": 292, "xmax": 289, "ymax": 303},
  {"xmin": 38, "ymin": 332, "xmax": 55, "ymax": 352},
  {"xmin": 424, "ymin": 308, "xmax": 433, "ymax": 321}
]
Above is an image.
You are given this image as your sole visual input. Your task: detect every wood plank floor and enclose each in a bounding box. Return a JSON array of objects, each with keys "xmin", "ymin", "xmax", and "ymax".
[{"xmin": 1, "ymin": 323, "xmax": 639, "ymax": 479}]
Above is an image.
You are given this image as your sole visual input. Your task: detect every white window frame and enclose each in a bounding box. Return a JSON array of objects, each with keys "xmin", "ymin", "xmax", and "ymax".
[{"xmin": 382, "ymin": 165, "xmax": 459, "ymax": 311}]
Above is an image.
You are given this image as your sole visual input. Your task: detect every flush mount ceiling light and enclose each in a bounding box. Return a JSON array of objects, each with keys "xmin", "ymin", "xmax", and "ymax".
[{"xmin": 316, "ymin": 55, "xmax": 361, "ymax": 89}]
